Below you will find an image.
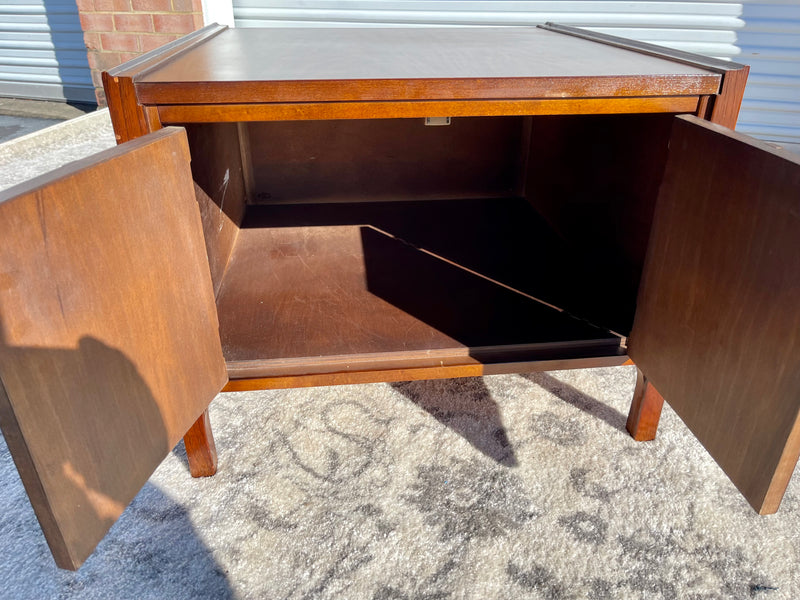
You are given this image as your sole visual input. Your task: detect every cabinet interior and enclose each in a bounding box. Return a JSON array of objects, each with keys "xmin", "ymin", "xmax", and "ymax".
[{"xmin": 182, "ymin": 113, "xmax": 675, "ymax": 378}]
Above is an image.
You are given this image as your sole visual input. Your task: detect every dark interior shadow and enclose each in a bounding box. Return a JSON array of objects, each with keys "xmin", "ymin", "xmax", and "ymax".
[
  {"xmin": 358, "ymin": 225, "xmax": 619, "ymax": 363},
  {"xmin": 43, "ymin": 0, "xmax": 96, "ymax": 104},
  {"xmin": 521, "ymin": 372, "xmax": 628, "ymax": 435},
  {"xmin": 390, "ymin": 378, "xmax": 518, "ymax": 466},
  {"xmin": 242, "ymin": 197, "xmax": 636, "ymax": 335}
]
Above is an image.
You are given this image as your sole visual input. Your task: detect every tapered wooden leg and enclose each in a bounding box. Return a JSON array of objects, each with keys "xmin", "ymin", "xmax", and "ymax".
[
  {"xmin": 184, "ymin": 409, "xmax": 217, "ymax": 477},
  {"xmin": 626, "ymin": 368, "xmax": 665, "ymax": 441}
]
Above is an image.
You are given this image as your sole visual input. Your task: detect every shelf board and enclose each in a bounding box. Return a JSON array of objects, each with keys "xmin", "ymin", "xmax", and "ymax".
[{"xmin": 217, "ymin": 199, "xmax": 626, "ymax": 379}]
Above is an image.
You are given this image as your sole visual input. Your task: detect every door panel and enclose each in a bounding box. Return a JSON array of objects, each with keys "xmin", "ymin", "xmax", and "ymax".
[
  {"xmin": 0, "ymin": 128, "xmax": 227, "ymax": 569},
  {"xmin": 630, "ymin": 115, "xmax": 800, "ymax": 514}
]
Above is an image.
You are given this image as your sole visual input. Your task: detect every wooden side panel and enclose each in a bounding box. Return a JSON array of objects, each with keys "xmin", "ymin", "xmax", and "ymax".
[
  {"xmin": 183, "ymin": 123, "xmax": 247, "ymax": 295},
  {"xmin": 709, "ymin": 66, "xmax": 750, "ymax": 129},
  {"xmin": 102, "ymin": 72, "xmax": 150, "ymax": 144},
  {"xmin": 629, "ymin": 115, "xmax": 800, "ymax": 514},
  {"xmin": 0, "ymin": 128, "xmax": 227, "ymax": 569}
]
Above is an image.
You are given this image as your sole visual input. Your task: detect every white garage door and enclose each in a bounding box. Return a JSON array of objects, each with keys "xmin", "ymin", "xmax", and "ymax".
[
  {"xmin": 230, "ymin": 0, "xmax": 800, "ymax": 146},
  {"xmin": 0, "ymin": 0, "xmax": 95, "ymax": 103}
]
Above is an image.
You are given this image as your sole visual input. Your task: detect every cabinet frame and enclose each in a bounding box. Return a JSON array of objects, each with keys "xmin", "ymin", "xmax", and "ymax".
[
  {"xmin": 102, "ymin": 22, "xmax": 749, "ymax": 391},
  {"xmin": 100, "ymin": 23, "xmax": 751, "ymax": 475}
]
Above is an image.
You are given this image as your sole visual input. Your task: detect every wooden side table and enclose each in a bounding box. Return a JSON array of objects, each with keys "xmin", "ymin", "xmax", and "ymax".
[{"xmin": 1, "ymin": 24, "xmax": 798, "ymax": 570}]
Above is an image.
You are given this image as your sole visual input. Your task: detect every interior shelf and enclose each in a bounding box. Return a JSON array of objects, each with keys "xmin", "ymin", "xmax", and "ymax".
[{"xmin": 215, "ymin": 198, "xmax": 628, "ymax": 379}]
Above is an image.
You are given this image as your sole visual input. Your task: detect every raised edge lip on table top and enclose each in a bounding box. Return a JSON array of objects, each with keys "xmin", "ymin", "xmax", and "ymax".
[{"xmin": 133, "ymin": 27, "xmax": 722, "ymax": 104}]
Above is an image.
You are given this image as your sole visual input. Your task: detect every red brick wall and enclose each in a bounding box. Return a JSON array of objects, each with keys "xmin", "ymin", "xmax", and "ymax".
[{"xmin": 77, "ymin": 0, "xmax": 205, "ymax": 105}]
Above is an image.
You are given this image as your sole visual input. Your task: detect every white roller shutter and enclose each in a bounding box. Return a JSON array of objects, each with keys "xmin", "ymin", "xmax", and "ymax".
[
  {"xmin": 231, "ymin": 0, "xmax": 800, "ymax": 145},
  {"xmin": 735, "ymin": 2, "xmax": 799, "ymax": 145},
  {"xmin": 0, "ymin": 0, "xmax": 95, "ymax": 103}
]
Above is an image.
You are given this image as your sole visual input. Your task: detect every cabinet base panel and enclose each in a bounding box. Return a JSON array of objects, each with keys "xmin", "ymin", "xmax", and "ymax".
[
  {"xmin": 216, "ymin": 198, "xmax": 628, "ymax": 380},
  {"xmin": 222, "ymin": 353, "xmax": 629, "ymax": 392}
]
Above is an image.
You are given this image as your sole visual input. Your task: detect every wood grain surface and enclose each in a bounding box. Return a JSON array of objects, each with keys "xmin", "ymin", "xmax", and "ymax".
[
  {"xmin": 107, "ymin": 23, "xmax": 227, "ymax": 82},
  {"xmin": 709, "ymin": 66, "xmax": 750, "ymax": 129},
  {"xmin": 102, "ymin": 71, "xmax": 148, "ymax": 144},
  {"xmin": 240, "ymin": 197, "xmax": 636, "ymax": 340},
  {"xmin": 246, "ymin": 117, "xmax": 525, "ymax": 204},
  {"xmin": 184, "ymin": 123, "xmax": 247, "ymax": 294},
  {"xmin": 0, "ymin": 128, "xmax": 227, "ymax": 568},
  {"xmin": 157, "ymin": 96, "xmax": 701, "ymax": 124},
  {"xmin": 538, "ymin": 23, "xmax": 743, "ymax": 75},
  {"xmin": 625, "ymin": 368, "xmax": 665, "ymax": 441},
  {"xmin": 133, "ymin": 27, "xmax": 721, "ymax": 104},
  {"xmin": 183, "ymin": 409, "xmax": 218, "ymax": 478},
  {"xmin": 629, "ymin": 115, "xmax": 800, "ymax": 514},
  {"xmin": 216, "ymin": 199, "xmax": 623, "ymax": 379},
  {"xmin": 103, "ymin": 25, "xmax": 227, "ymax": 143},
  {"xmin": 222, "ymin": 354, "xmax": 629, "ymax": 392}
]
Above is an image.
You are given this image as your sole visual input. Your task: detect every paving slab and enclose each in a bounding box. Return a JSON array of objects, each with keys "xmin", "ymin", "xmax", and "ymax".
[{"xmin": 0, "ymin": 109, "xmax": 116, "ymax": 192}]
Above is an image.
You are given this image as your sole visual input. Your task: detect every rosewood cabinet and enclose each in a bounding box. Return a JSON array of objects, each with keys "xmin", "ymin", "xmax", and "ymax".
[{"xmin": 1, "ymin": 24, "xmax": 798, "ymax": 570}]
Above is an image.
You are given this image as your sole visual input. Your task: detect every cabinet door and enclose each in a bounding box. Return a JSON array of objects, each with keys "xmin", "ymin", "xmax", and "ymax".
[
  {"xmin": 630, "ymin": 115, "xmax": 800, "ymax": 514},
  {"xmin": 0, "ymin": 128, "xmax": 227, "ymax": 569}
]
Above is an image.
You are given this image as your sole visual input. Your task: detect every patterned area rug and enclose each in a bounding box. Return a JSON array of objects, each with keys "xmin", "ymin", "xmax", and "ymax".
[{"xmin": 2, "ymin": 367, "xmax": 799, "ymax": 599}]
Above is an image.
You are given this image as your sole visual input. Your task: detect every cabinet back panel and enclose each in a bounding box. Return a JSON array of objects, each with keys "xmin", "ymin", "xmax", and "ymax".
[{"xmin": 246, "ymin": 117, "xmax": 526, "ymax": 204}]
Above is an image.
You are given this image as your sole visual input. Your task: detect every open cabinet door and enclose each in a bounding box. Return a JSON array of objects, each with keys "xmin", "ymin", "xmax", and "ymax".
[
  {"xmin": 0, "ymin": 128, "xmax": 227, "ymax": 569},
  {"xmin": 629, "ymin": 115, "xmax": 800, "ymax": 514}
]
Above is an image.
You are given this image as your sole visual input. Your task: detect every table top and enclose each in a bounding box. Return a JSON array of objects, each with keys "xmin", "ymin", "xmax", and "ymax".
[
  {"xmin": 139, "ymin": 27, "xmax": 717, "ymax": 83},
  {"xmin": 132, "ymin": 26, "xmax": 723, "ymax": 104}
]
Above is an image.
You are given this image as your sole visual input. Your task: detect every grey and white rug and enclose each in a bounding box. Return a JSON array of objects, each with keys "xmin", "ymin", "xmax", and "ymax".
[
  {"xmin": 1, "ymin": 367, "xmax": 799, "ymax": 599},
  {"xmin": 1, "ymin": 112, "xmax": 799, "ymax": 599}
]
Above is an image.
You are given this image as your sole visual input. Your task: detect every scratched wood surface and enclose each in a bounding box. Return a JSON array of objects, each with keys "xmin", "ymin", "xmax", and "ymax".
[
  {"xmin": 133, "ymin": 27, "xmax": 721, "ymax": 105},
  {"xmin": 629, "ymin": 115, "xmax": 800, "ymax": 514},
  {"xmin": 184, "ymin": 123, "xmax": 247, "ymax": 294},
  {"xmin": 0, "ymin": 128, "xmax": 227, "ymax": 569}
]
